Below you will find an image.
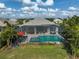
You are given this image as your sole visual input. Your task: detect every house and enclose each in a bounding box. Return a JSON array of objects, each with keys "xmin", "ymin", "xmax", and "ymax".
[{"xmin": 18, "ymin": 18, "xmax": 59, "ymax": 35}]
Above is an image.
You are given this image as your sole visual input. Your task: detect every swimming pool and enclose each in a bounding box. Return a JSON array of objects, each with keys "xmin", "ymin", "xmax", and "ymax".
[{"xmin": 30, "ymin": 35, "xmax": 63, "ymax": 43}]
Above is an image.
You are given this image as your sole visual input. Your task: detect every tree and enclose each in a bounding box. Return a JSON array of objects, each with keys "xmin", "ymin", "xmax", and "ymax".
[
  {"xmin": 16, "ymin": 18, "xmax": 33, "ymax": 25},
  {"xmin": 16, "ymin": 19, "xmax": 24, "ymax": 25},
  {"xmin": 0, "ymin": 21, "xmax": 18, "ymax": 47},
  {"xmin": 46, "ymin": 18, "xmax": 54, "ymax": 22},
  {"xmin": 60, "ymin": 15, "xmax": 79, "ymax": 59}
]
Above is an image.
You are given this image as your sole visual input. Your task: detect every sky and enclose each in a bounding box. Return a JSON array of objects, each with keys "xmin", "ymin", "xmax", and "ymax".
[{"xmin": 0, "ymin": 0, "xmax": 79, "ymax": 18}]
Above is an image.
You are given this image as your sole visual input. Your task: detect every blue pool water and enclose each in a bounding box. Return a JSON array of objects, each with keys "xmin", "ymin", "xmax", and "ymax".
[{"xmin": 30, "ymin": 35, "xmax": 63, "ymax": 42}]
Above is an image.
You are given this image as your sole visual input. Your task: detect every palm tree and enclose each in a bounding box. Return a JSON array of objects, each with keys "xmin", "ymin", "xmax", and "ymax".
[{"xmin": 0, "ymin": 21, "xmax": 18, "ymax": 47}]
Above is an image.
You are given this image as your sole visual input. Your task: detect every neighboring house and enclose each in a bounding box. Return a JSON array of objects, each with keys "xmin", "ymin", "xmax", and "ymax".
[
  {"xmin": 0, "ymin": 18, "xmax": 17, "ymax": 32},
  {"xmin": 7, "ymin": 19, "xmax": 17, "ymax": 25},
  {"xmin": 54, "ymin": 19, "xmax": 63, "ymax": 24},
  {"xmin": 0, "ymin": 20, "xmax": 6, "ymax": 32},
  {"xmin": 53, "ymin": 19, "xmax": 63, "ymax": 34}
]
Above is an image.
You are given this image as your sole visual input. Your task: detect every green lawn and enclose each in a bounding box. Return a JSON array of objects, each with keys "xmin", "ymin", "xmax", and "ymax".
[{"xmin": 0, "ymin": 45, "xmax": 69, "ymax": 59}]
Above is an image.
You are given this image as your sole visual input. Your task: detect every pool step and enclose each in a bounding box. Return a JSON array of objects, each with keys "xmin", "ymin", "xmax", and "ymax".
[{"xmin": 26, "ymin": 35, "xmax": 39, "ymax": 42}]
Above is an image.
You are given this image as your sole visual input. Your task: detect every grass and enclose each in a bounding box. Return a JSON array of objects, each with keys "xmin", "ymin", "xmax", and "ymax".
[{"xmin": 0, "ymin": 45, "xmax": 69, "ymax": 59}]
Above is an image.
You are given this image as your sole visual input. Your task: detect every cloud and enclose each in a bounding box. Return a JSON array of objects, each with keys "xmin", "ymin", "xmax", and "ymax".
[
  {"xmin": 61, "ymin": 10, "xmax": 79, "ymax": 17},
  {"xmin": 45, "ymin": 0, "xmax": 54, "ymax": 5},
  {"xmin": 1, "ymin": 2, "xmax": 79, "ymax": 18},
  {"xmin": 30, "ymin": 4, "xmax": 39, "ymax": 11},
  {"xmin": 22, "ymin": 0, "xmax": 54, "ymax": 6},
  {"xmin": 68, "ymin": 7, "xmax": 78, "ymax": 10},
  {"xmin": 36, "ymin": 0, "xmax": 54, "ymax": 6},
  {"xmin": 0, "ymin": 6, "xmax": 18, "ymax": 18},
  {"xmin": 21, "ymin": 6, "xmax": 34, "ymax": 13},
  {"xmin": 20, "ymin": 0, "xmax": 54, "ymax": 18},
  {"xmin": 36, "ymin": 0, "xmax": 42, "ymax": 2},
  {"xmin": 21, "ymin": 3, "xmax": 39, "ymax": 12},
  {"xmin": 61, "ymin": 11, "xmax": 70, "ymax": 16},
  {"xmin": 22, "ymin": 0, "xmax": 32, "ymax": 4},
  {"xmin": 0, "ymin": 3, "xmax": 6, "ymax": 8},
  {"xmin": 39, "ymin": 8, "xmax": 47, "ymax": 12},
  {"xmin": 20, "ymin": 4, "xmax": 57, "ymax": 18},
  {"xmin": 48, "ymin": 8, "xmax": 59, "ymax": 12},
  {"xmin": 21, "ymin": 7, "xmax": 29, "ymax": 11},
  {"xmin": 6, "ymin": 8, "xmax": 16, "ymax": 12},
  {"xmin": 21, "ymin": 4, "xmax": 39, "ymax": 12},
  {"xmin": 21, "ymin": 5, "xmax": 59, "ymax": 14}
]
